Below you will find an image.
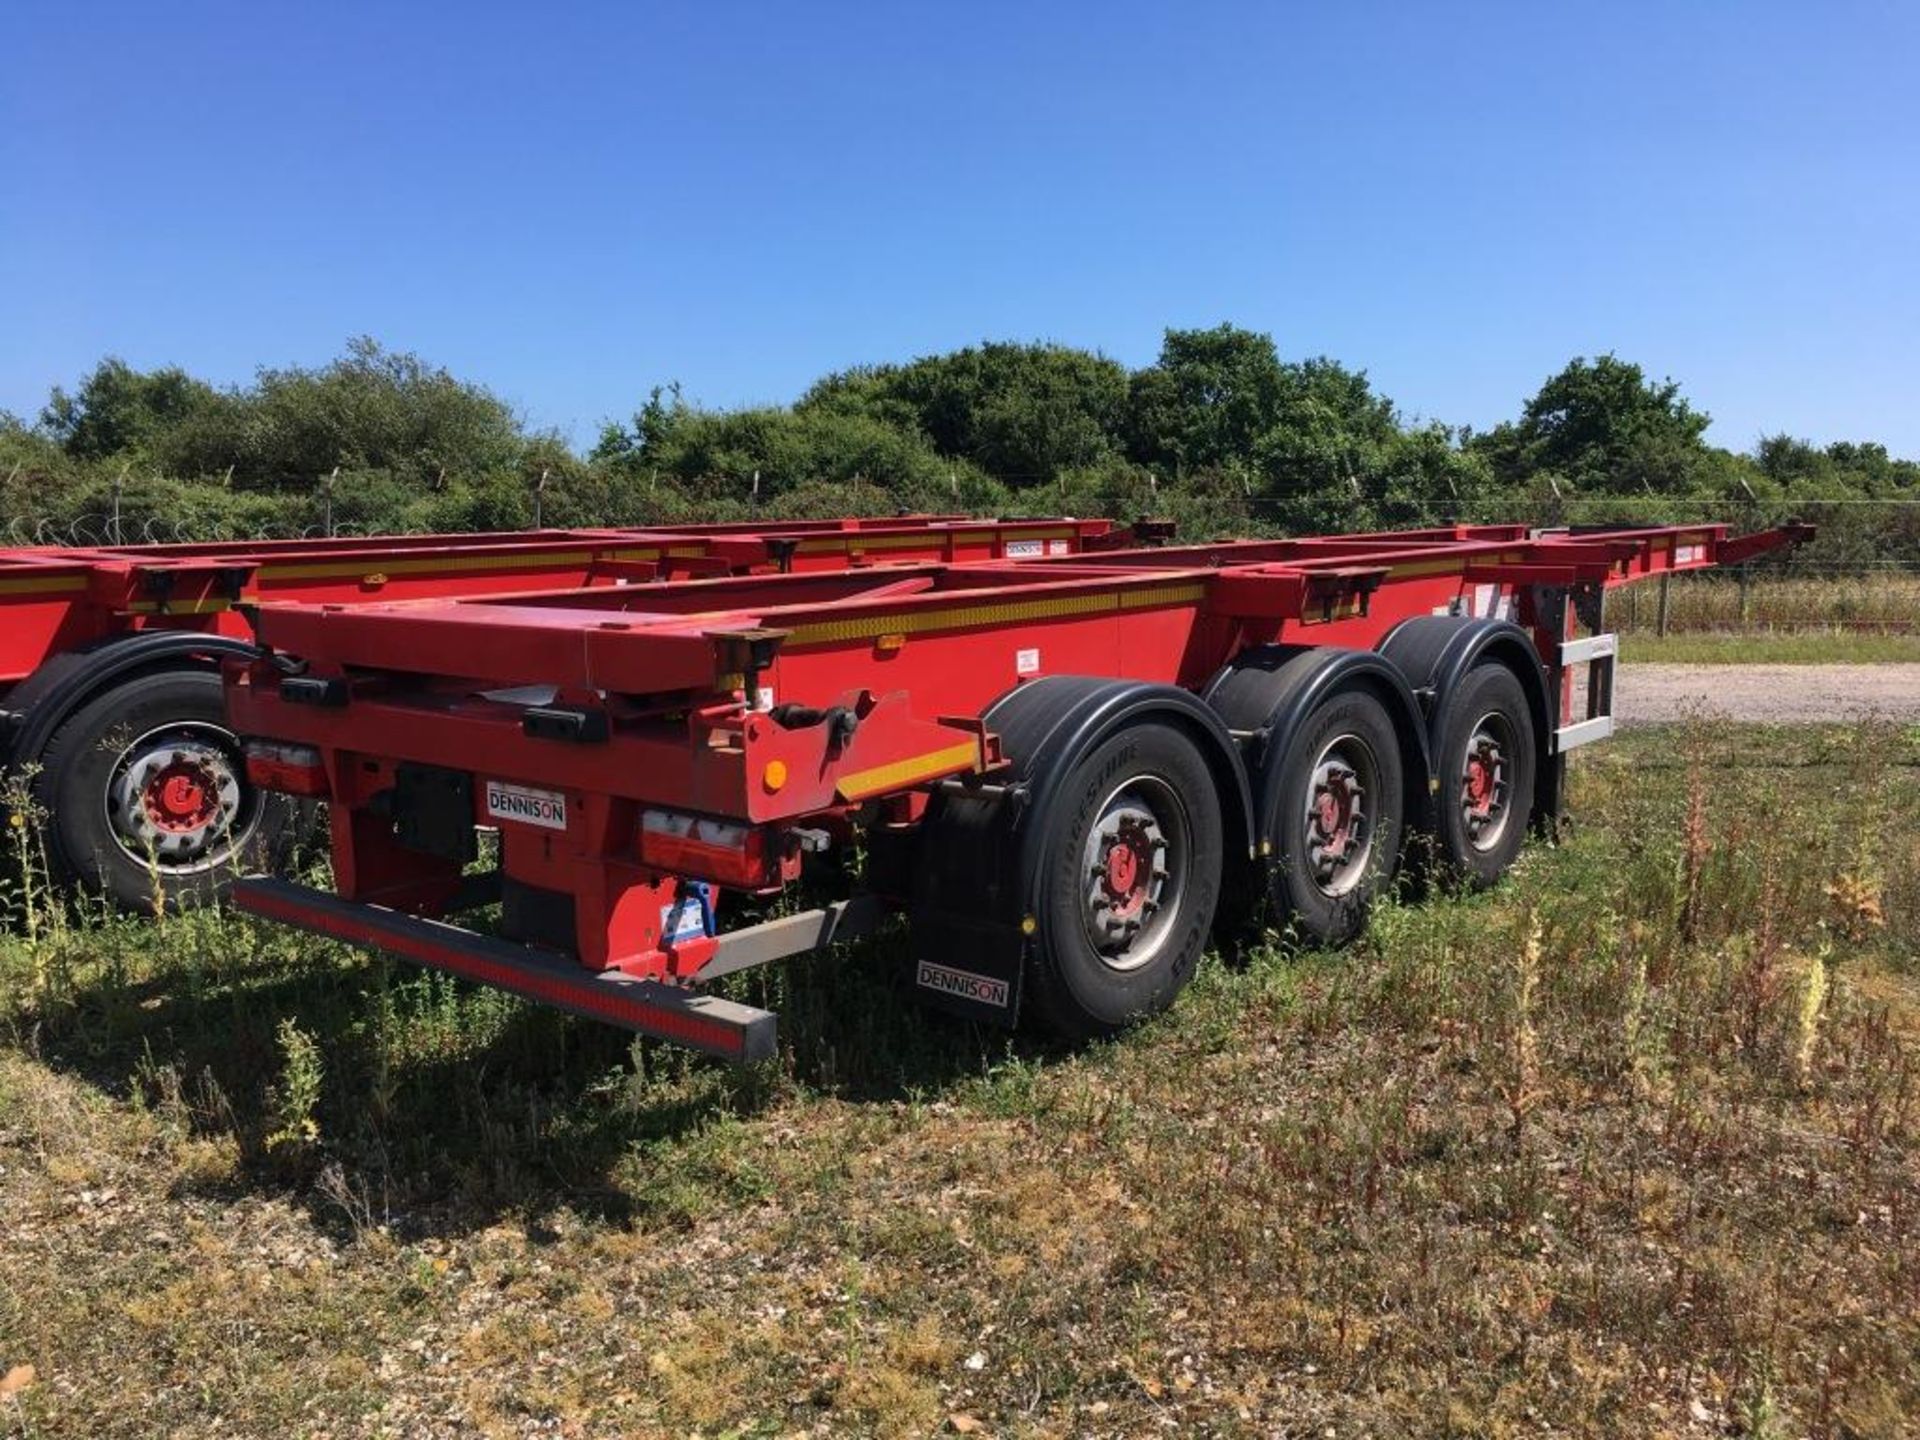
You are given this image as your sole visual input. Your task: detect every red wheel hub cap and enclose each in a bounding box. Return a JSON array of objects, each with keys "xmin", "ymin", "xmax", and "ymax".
[
  {"xmin": 1314, "ymin": 776, "xmax": 1355, "ymax": 859},
  {"xmin": 144, "ymin": 761, "xmax": 218, "ymax": 833},
  {"xmin": 1465, "ymin": 746, "xmax": 1499, "ymax": 815},
  {"xmin": 1100, "ymin": 824, "xmax": 1151, "ymax": 918}
]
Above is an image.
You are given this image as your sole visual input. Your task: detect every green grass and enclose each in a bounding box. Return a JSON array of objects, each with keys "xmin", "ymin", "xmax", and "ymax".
[
  {"xmin": 2, "ymin": 723, "xmax": 1917, "ymax": 1436},
  {"xmin": 1611, "ymin": 573, "xmax": 1920, "ymax": 636},
  {"xmin": 1610, "ymin": 572, "xmax": 1920, "ymax": 662},
  {"xmin": 1620, "ymin": 630, "xmax": 1920, "ymax": 664}
]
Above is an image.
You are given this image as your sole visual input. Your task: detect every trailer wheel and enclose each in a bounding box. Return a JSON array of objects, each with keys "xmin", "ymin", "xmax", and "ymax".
[
  {"xmin": 1025, "ymin": 721, "xmax": 1225, "ymax": 1039},
  {"xmin": 1433, "ymin": 662, "xmax": 1536, "ymax": 889},
  {"xmin": 1268, "ymin": 687, "xmax": 1405, "ymax": 946},
  {"xmin": 32, "ymin": 668, "xmax": 294, "ymax": 912}
]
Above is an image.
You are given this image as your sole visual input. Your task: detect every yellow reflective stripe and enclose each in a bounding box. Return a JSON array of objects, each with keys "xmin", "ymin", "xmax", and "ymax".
[
  {"xmin": 1118, "ymin": 582, "xmax": 1207, "ymax": 610},
  {"xmin": 792, "ymin": 533, "xmax": 946, "ymax": 554},
  {"xmin": 1000, "ymin": 528, "xmax": 1074, "ymax": 543},
  {"xmin": 1385, "ymin": 557, "xmax": 1467, "ymax": 579},
  {"xmin": 0, "ymin": 573, "xmax": 88, "ymax": 597},
  {"xmin": 791, "ymin": 526, "xmax": 1075, "ymax": 555},
  {"xmin": 835, "ymin": 739, "xmax": 981, "ymax": 801},
  {"xmin": 782, "ymin": 581, "xmax": 1206, "ymax": 648},
  {"xmin": 1299, "ymin": 596, "xmax": 1367, "ymax": 625},
  {"xmin": 256, "ymin": 548, "xmax": 601, "ymax": 582},
  {"xmin": 123, "ymin": 599, "xmax": 233, "ymax": 615}
]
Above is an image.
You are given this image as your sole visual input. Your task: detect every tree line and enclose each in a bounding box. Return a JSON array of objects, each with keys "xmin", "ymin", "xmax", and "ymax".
[{"xmin": 3, "ymin": 327, "xmax": 1913, "ymax": 569}]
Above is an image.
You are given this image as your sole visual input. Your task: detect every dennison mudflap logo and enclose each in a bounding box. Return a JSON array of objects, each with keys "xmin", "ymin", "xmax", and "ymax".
[
  {"xmin": 484, "ymin": 781, "xmax": 567, "ymax": 831},
  {"xmin": 916, "ymin": 961, "xmax": 1010, "ymax": 1008}
]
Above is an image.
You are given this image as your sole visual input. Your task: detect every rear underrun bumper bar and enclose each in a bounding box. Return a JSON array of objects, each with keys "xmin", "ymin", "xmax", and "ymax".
[{"xmin": 231, "ymin": 876, "xmax": 780, "ymax": 1061}]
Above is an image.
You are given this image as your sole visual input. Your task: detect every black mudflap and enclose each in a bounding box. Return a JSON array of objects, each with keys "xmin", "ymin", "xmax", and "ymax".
[
  {"xmin": 501, "ymin": 876, "xmax": 576, "ymax": 954},
  {"xmin": 908, "ymin": 909, "xmax": 1026, "ymax": 1027},
  {"xmin": 393, "ymin": 762, "xmax": 477, "ymax": 863},
  {"xmin": 908, "ymin": 788, "xmax": 1028, "ymax": 1027}
]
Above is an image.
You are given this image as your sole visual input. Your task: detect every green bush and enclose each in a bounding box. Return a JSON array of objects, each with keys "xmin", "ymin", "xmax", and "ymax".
[{"xmin": 5, "ymin": 334, "xmax": 1913, "ymax": 555}]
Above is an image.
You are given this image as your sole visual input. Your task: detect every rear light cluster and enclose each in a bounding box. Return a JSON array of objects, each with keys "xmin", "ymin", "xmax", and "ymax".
[
  {"xmin": 244, "ymin": 740, "xmax": 330, "ymax": 797},
  {"xmin": 639, "ymin": 809, "xmax": 773, "ymax": 888}
]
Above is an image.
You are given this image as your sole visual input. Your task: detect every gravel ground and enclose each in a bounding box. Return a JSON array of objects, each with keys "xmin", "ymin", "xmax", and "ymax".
[{"xmin": 1615, "ymin": 663, "xmax": 1920, "ymax": 725}]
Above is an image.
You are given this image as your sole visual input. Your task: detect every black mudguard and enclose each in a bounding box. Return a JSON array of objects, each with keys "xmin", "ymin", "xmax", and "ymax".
[{"xmin": 908, "ymin": 676, "xmax": 1254, "ymax": 1027}]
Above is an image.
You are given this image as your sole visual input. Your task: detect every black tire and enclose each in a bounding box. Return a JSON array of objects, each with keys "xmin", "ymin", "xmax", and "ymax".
[
  {"xmin": 1268, "ymin": 687, "xmax": 1406, "ymax": 946},
  {"xmin": 31, "ymin": 668, "xmax": 295, "ymax": 913},
  {"xmin": 1432, "ymin": 662, "xmax": 1536, "ymax": 890},
  {"xmin": 1025, "ymin": 721, "xmax": 1225, "ymax": 1040}
]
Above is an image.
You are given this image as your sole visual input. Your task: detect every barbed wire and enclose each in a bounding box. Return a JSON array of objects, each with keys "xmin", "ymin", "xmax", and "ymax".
[
  {"xmin": 4, "ymin": 489, "xmax": 1916, "ymax": 555},
  {"xmin": 1063, "ymin": 493, "xmax": 1920, "ymax": 510},
  {"xmin": 2, "ymin": 515, "xmax": 427, "ymax": 547}
]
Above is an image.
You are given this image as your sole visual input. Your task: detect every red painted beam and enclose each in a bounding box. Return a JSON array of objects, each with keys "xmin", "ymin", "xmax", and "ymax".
[{"xmin": 231, "ymin": 877, "xmax": 776, "ymax": 1060}]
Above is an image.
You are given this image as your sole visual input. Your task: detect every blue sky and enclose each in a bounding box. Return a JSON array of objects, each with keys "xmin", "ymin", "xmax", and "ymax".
[{"xmin": 4, "ymin": 2, "xmax": 1917, "ymax": 455}]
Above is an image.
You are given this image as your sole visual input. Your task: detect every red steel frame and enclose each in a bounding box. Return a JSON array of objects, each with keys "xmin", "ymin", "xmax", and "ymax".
[
  {"xmin": 0, "ymin": 514, "xmax": 1123, "ymax": 691},
  {"xmin": 224, "ymin": 520, "xmax": 1808, "ymax": 1057}
]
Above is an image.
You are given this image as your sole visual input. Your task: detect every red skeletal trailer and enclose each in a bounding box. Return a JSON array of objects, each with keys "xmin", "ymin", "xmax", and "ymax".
[{"xmin": 222, "ymin": 520, "xmax": 1811, "ymax": 1059}]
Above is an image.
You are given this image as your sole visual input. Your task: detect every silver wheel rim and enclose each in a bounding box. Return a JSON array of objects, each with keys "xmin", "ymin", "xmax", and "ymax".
[
  {"xmin": 1078, "ymin": 773, "xmax": 1191, "ymax": 972},
  {"xmin": 1303, "ymin": 733, "xmax": 1378, "ymax": 898},
  {"xmin": 103, "ymin": 721, "xmax": 250, "ymax": 872},
  {"xmin": 1459, "ymin": 710, "xmax": 1515, "ymax": 854}
]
